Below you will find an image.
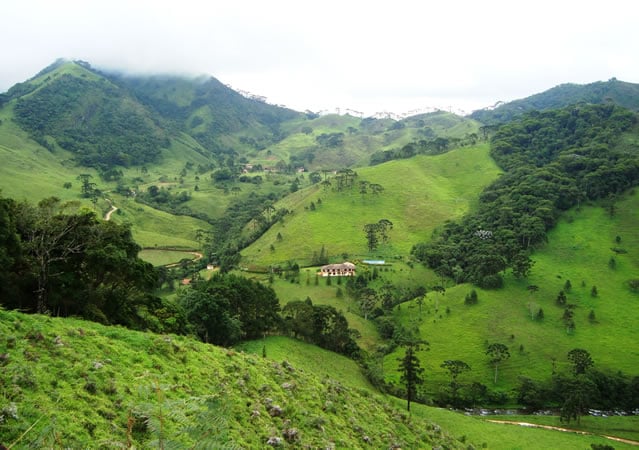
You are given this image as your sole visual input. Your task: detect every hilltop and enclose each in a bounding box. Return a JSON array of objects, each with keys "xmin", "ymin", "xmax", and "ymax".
[{"xmin": 470, "ymin": 78, "xmax": 639, "ymax": 125}]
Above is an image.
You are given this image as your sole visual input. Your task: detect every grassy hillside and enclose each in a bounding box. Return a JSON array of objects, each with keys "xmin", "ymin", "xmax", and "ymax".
[
  {"xmin": 267, "ymin": 111, "xmax": 481, "ymax": 170},
  {"xmin": 1, "ymin": 309, "xmax": 633, "ymax": 449},
  {"xmin": 0, "ymin": 308, "xmax": 465, "ymax": 448},
  {"xmin": 385, "ymin": 189, "xmax": 639, "ymax": 396},
  {"xmin": 241, "ymin": 143, "xmax": 501, "ymax": 267},
  {"xmin": 0, "ymin": 109, "xmax": 211, "ymax": 250}
]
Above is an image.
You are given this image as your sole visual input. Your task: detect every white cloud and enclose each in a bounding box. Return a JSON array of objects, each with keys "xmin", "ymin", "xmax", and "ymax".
[{"xmin": 2, "ymin": 0, "xmax": 639, "ymax": 115}]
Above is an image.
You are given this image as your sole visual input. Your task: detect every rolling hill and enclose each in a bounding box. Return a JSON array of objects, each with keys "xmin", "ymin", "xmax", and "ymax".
[
  {"xmin": 240, "ymin": 143, "xmax": 501, "ymax": 267},
  {"xmin": 470, "ymin": 78, "xmax": 639, "ymax": 125},
  {"xmin": 0, "ymin": 60, "xmax": 481, "ymax": 252}
]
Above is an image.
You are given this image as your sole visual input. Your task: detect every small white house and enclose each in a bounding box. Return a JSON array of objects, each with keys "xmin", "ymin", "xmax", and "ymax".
[{"xmin": 318, "ymin": 262, "xmax": 356, "ymax": 277}]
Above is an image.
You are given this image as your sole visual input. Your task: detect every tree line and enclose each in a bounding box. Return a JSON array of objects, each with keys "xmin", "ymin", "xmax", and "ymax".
[
  {"xmin": 0, "ymin": 195, "xmax": 160, "ymax": 329},
  {"xmin": 412, "ymin": 104, "xmax": 638, "ymax": 287}
]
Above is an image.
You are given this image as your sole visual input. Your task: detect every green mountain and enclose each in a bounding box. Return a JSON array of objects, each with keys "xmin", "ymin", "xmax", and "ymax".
[
  {"xmin": 471, "ymin": 78, "xmax": 639, "ymax": 125},
  {"xmin": 112, "ymin": 72, "xmax": 301, "ymax": 153},
  {"xmin": 2, "ymin": 60, "xmax": 302, "ymax": 170}
]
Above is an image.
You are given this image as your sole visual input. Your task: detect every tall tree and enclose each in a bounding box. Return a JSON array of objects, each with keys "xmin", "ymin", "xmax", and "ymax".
[
  {"xmin": 486, "ymin": 343, "xmax": 510, "ymax": 384},
  {"xmin": 17, "ymin": 198, "xmax": 93, "ymax": 314},
  {"xmin": 567, "ymin": 349, "xmax": 594, "ymax": 376},
  {"xmin": 363, "ymin": 223, "xmax": 379, "ymax": 251},
  {"xmin": 441, "ymin": 360, "xmax": 471, "ymax": 403},
  {"xmin": 398, "ymin": 342, "xmax": 426, "ymax": 412}
]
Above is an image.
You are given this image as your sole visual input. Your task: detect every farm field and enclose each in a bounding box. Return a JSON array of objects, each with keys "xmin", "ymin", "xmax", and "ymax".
[{"xmin": 384, "ymin": 189, "xmax": 639, "ymax": 395}]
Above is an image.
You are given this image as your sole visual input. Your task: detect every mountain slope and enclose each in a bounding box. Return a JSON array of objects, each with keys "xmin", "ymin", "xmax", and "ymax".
[
  {"xmin": 113, "ymin": 72, "xmax": 302, "ymax": 152},
  {"xmin": 0, "ymin": 308, "xmax": 464, "ymax": 448},
  {"xmin": 471, "ymin": 78, "xmax": 639, "ymax": 125},
  {"xmin": 1, "ymin": 60, "xmax": 304, "ymax": 170},
  {"xmin": 241, "ymin": 143, "xmax": 501, "ymax": 267},
  {"xmin": 1, "ymin": 308, "xmax": 634, "ymax": 449},
  {"xmin": 7, "ymin": 61, "xmax": 169, "ymax": 169}
]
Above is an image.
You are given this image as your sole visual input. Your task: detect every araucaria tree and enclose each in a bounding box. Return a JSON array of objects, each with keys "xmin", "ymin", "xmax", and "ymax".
[
  {"xmin": 363, "ymin": 219, "xmax": 393, "ymax": 251},
  {"xmin": 441, "ymin": 360, "xmax": 471, "ymax": 403},
  {"xmin": 398, "ymin": 342, "xmax": 426, "ymax": 412},
  {"xmin": 486, "ymin": 343, "xmax": 510, "ymax": 384},
  {"xmin": 567, "ymin": 348, "xmax": 594, "ymax": 376}
]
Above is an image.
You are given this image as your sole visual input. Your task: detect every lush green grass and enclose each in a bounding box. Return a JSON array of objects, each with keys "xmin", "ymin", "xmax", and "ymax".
[
  {"xmin": 109, "ymin": 198, "xmax": 207, "ymax": 249},
  {"xmin": 384, "ymin": 190, "xmax": 639, "ymax": 395},
  {"xmin": 412, "ymin": 404, "xmax": 638, "ymax": 450},
  {"xmin": 237, "ymin": 336, "xmax": 374, "ymax": 391},
  {"xmin": 241, "ymin": 144, "xmax": 501, "ymax": 267},
  {"xmin": 490, "ymin": 414, "xmax": 639, "ymax": 443},
  {"xmin": 3, "ymin": 308, "xmax": 635, "ymax": 449},
  {"xmin": 138, "ymin": 249, "xmax": 199, "ymax": 266},
  {"xmin": 0, "ymin": 309, "xmax": 469, "ymax": 449}
]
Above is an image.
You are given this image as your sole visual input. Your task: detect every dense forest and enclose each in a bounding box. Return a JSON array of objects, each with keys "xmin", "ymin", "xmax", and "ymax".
[
  {"xmin": 13, "ymin": 74, "xmax": 169, "ymax": 169},
  {"xmin": 412, "ymin": 104, "xmax": 639, "ymax": 287}
]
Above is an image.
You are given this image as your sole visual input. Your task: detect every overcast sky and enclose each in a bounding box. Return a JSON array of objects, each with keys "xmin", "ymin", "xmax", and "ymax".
[{"xmin": 3, "ymin": 0, "xmax": 638, "ymax": 116}]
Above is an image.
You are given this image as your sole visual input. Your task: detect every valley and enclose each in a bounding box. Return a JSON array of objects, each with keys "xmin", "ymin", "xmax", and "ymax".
[{"xmin": 1, "ymin": 60, "xmax": 639, "ymax": 448}]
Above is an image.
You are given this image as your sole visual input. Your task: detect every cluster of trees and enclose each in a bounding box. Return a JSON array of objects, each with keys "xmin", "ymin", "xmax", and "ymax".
[
  {"xmin": 281, "ymin": 298, "xmax": 360, "ymax": 357},
  {"xmin": 137, "ymin": 185, "xmax": 191, "ymax": 208},
  {"xmin": 0, "ymin": 195, "xmax": 162, "ymax": 330},
  {"xmin": 179, "ymin": 273, "xmax": 281, "ymax": 346},
  {"xmin": 363, "ymin": 219, "xmax": 393, "ymax": 251},
  {"xmin": 207, "ymin": 193, "xmax": 289, "ymax": 272},
  {"xmin": 369, "ymin": 137, "xmax": 454, "ymax": 165},
  {"xmin": 516, "ymin": 349, "xmax": 639, "ymax": 423},
  {"xmin": 13, "ymin": 74, "xmax": 168, "ymax": 169},
  {"xmin": 315, "ymin": 132, "xmax": 344, "ymax": 148},
  {"xmin": 412, "ymin": 104, "xmax": 639, "ymax": 287},
  {"xmin": 323, "ymin": 168, "xmax": 358, "ymax": 192}
]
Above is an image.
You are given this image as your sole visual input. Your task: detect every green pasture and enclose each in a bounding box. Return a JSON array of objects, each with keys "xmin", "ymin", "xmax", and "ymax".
[
  {"xmin": 413, "ymin": 404, "xmax": 638, "ymax": 450},
  {"xmin": 138, "ymin": 248, "xmax": 199, "ymax": 266},
  {"xmin": 241, "ymin": 143, "xmax": 501, "ymax": 267},
  {"xmin": 490, "ymin": 414, "xmax": 639, "ymax": 443},
  {"xmin": 109, "ymin": 197, "xmax": 208, "ymax": 249},
  {"xmin": 236, "ymin": 336, "xmax": 374, "ymax": 391},
  {"xmin": 0, "ymin": 116, "xmax": 95, "ymax": 203},
  {"xmin": 385, "ymin": 190, "xmax": 639, "ymax": 395}
]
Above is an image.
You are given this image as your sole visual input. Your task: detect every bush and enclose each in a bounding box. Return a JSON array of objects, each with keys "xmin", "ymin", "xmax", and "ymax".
[
  {"xmin": 478, "ymin": 274, "xmax": 503, "ymax": 289},
  {"xmin": 464, "ymin": 290, "xmax": 478, "ymax": 305}
]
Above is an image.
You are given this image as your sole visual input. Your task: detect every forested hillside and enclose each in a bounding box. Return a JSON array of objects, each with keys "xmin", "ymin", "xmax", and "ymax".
[
  {"xmin": 471, "ymin": 78, "xmax": 639, "ymax": 125},
  {"xmin": 413, "ymin": 103, "xmax": 639, "ymax": 287}
]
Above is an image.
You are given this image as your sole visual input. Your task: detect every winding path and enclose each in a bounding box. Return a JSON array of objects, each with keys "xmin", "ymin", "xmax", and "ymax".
[
  {"xmin": 487, "ymin": 419, "xmax": 639, "ymax": 446},
  {"xmin": 163, "ymin": 251, "xmax": 204, "ymax": 268},
  {"xmin": 104, "ymin": 199, "xmax": 118, "ymax": 221}
]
